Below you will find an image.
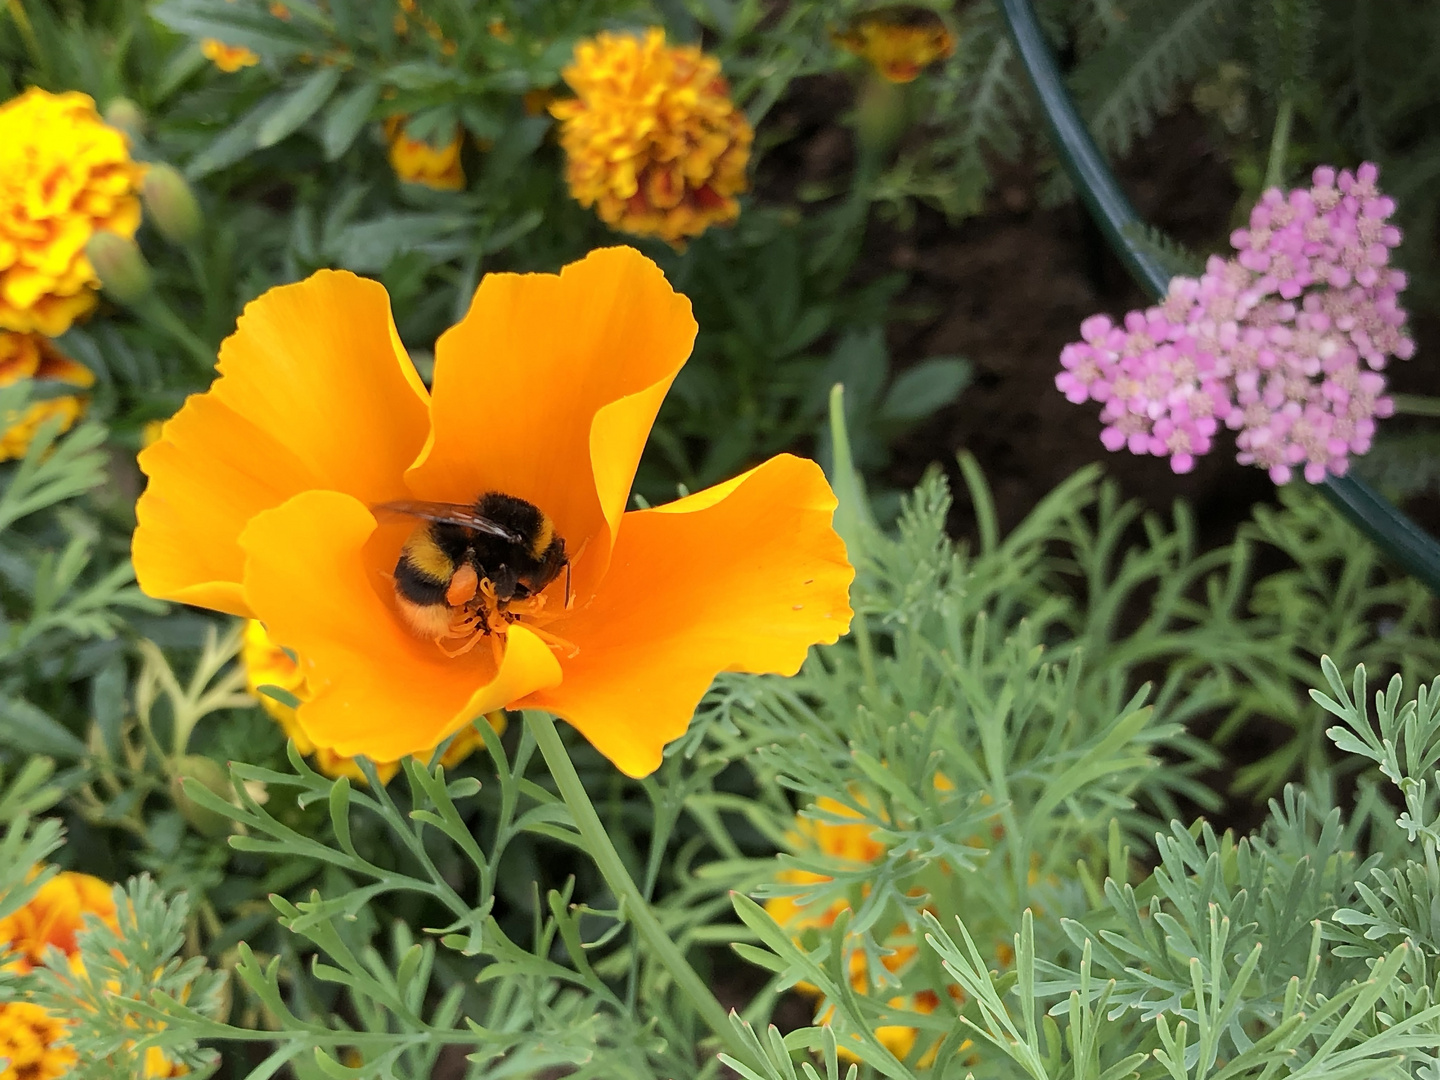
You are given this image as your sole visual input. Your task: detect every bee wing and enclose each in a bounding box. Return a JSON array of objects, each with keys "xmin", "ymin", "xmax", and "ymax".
[{"xmin": 372, "ymin": 500, "xmax": 523, "ymax": 542}]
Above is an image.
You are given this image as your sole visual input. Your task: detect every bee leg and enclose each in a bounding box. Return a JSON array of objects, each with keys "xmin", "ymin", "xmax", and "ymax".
[{"xmin": 491, "ymin": 565, "xmax": 520, "ymax": 604}]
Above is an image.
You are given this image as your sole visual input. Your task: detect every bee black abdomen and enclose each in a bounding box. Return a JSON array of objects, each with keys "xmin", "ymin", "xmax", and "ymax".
[
  {"xmin": 394, "ymin": 523, "xmax": 469, "ymax": 606},
  {"xmin": 394, "ymin": 557, "xmax": 450, "ymax": 606}
]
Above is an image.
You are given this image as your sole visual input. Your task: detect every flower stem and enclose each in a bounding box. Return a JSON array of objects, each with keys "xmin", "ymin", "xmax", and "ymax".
[
  {"xmin": 1263, "ymin": 99, "xmax": 1294, "ymax": 191},
  {"xmin": 525, "ymin": 710, "xmax": 757, "ymax": 1072},
  {"xmin": 4, "ymin": 0, "xmax": 45, "ymax": 76},
  {"xmin": 1389, "ymin": 393, "xmax": 1440, "ymax": 418},
  {"xmin": 136, "ymin": 296, "xmax": 216, "ymax": 373}
]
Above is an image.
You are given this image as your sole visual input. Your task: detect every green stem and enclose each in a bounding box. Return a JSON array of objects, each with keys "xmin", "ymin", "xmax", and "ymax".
[
  {"xmin": 1263, "ymin": 99, "xmax": 1294, "ymax": 190},
  {"xmin": 995, "ymin": 0, "xmax": 1440, "ymax": 598},
  {"xmin": 137, "ymin": 297, "xmax": 216, "ymax": 373},
  {"xmin": 525, "ymin": 710, "xmax": 758, "ymax": 1072},
  {"xmin": 4, "ymin": 0, "xmax": 45, "ymax": 77},
  {"xmin": 1389, "ymin": 394, "xmax": 1440, "ymax": 419}
]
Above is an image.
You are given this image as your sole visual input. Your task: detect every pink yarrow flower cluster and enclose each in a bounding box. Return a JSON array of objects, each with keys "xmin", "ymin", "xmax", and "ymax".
[{"xmin": 1057, "ymin": 163, "xmax": 1413, "ymax": 483}]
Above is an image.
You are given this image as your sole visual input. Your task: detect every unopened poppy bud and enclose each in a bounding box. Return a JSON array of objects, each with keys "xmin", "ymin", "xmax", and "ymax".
[
  {"xmin": 142, "ymin": 163, "xmax": 202, "ymax": 244},
  {"xmin": 171, "ymin": 753, "xmax": 234, "ymax": 837},
  {"xmin": 103, "ymin": 96, "xmax": 145, "ymax": 140},
  {"xmin": 86, "ymin": 231, "xmax": 153, "ymax": 304}
]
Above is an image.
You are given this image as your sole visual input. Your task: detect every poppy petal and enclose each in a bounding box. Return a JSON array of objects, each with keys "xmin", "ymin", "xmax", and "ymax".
[
  {"xmin": 239, "ymin": 490, "xmax": 563, "ymax": 761},
  {"xmin": 408, "ymin": 246, "xmax": 696, "ymax": 598},
  {"xmin": 134, "ymin": 270, "xmax": 429, "ymax": 607},
  {"xmin": 133, "ymin": 395, "xmax": 320, "ymax": 616},
  {"xmin": 519, "ymin": 454, "xmax": 854, "ymax": 777}
]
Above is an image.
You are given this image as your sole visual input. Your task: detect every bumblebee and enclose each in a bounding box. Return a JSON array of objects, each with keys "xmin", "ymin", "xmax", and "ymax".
[{"xmin": 376, "ymin": 493, "xmax": 569, "ymax": 653}]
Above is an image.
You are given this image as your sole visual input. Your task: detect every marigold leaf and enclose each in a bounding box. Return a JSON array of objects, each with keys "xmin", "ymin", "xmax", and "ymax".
[
  {"xmin": 321, "ymin": 79, "xmax": 381, "ymax": 160},
  {"xmin": 257, "ymin": 67, "xmax": 342, "ymax": 148},
  {"xmin": 0, "ymin": 696, "xmax": 86, "ymax": 759}
]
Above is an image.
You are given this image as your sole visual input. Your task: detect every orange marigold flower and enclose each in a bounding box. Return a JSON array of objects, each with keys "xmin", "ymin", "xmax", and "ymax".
[
  {"xmin": 764, "ymin": 795, "xmax": 968, "ymax": 1067},
  {"xmin": 201, "ymin": 39, "xmax": 260, "ymax": 72},
  {"xmin": 834, "ymin": 6, "xmax": 955, "ymax": 83},
  {"xmin": 383, "ymin": 116, "xmax": 465, "ymax": 191},
  {"xmin": 0, "ymin": 868, "xmax": 117, "ymax": 973},
  {"xmin": 0, "ymin": 1002, "xmax": 76, "ymax": 1080},
  {"xmin": 550, "ymin": 30, "xmax": 753, "ymax": 245},
  {"xmin": 241, "ymin": 618, "xmax": 491, "ymax": 783},
  {"xmin": 0, "ymin": 88, "xmax": 145, "ymax": 336},
  {"xmin": 133, "ymin": 247, "xmax": 853, "ymax": 778},
  {"xmin": 0, "ymin": 333, "xmax": 95, "ymax": 461},
  {"xmin": 763, "ymin": 796, "xmax": 884, "ymax": 933}
]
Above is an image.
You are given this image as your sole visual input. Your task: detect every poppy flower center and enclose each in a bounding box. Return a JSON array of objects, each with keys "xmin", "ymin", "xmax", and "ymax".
[{"xmin": 381, "ymin": 491, "xmax": 579, "ymax": 663}]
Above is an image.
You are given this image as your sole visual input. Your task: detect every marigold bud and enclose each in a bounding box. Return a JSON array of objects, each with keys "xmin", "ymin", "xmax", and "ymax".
[
  {"xmin": 834, "ymin": 6, "xmax": 956, "ymax": 83},
  {"xmin": 141, "ymin": 163, "xmax": 202, "ymax": 244},
  {"xmin": 103, "ymin": 96, "xmax": 146, "ymax": 140},
  {"xmin": 86, "ymin": 231, "xmax": 153, "ymax": 304}
]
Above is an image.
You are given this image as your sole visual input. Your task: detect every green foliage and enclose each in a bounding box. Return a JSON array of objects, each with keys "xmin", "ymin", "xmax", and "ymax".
[
  {"xmin": 1072, "ymin": 0, "xmax": 1243, "ymax": 160},
  {"xmin": 5, "ymin": 446, "xmax": 1440, "ymax": 1077}
]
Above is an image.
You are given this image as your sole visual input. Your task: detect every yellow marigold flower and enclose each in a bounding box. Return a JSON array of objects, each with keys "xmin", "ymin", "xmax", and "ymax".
[
  {"xmin": 133, "ymin": 247, "xmax": 853, "ymax": 778},
  {"xmin": 0, "ymin": 1002, "xmax": 75, "ymax": 1080},
  {"xmin": 0, "ymin": 867, "xmax": 117, "ymax": 973},
  {"xmin": 834, "ymin": 6, "xmax": 955, "ymax": 83},
  {"xmin": 0, "ymin": 88, "xmax": 145, "ymax": 337},
  {"xmin": 383, "ymin": 116, "xmax": 465, "ymax": 191},
  {"xmin": 242, "ymin": 619, "xmax": 493, "ymax": 783},
  {"xmin": 0, "ymin": 333, "xmax": 95, "ymax": 462},
  {"xmin": 201, "ymin": 39, "xmax": 260, "ymax": 72},
  {"xmin": 550, "ymin": 29, "xmax": 753, "ymax": 245}
]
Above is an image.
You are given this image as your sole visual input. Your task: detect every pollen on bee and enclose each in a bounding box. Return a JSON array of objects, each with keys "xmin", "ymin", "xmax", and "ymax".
[{"xmin": 446, "ymin": 562, "xmax": 479, "ymax": 606}]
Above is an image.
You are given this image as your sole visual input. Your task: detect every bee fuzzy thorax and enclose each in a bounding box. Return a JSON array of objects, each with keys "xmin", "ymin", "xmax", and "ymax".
[{"xmin": 379, "ymin": 491, "xmax": 574, "ymax": 660}]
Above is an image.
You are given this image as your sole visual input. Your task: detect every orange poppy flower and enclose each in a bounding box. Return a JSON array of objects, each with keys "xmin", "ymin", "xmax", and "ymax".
[{"xmin": 133, "ymin": 246, "xmax": 853, "ymax": 777}]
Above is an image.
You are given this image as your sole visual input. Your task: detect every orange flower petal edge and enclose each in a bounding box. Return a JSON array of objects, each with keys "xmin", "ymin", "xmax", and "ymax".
[
  {"xmin": 133, "ymin": 270, "xmax": 430, "ymax": 614},
  {"xmin": 518, "ymin": 454, "xmax": 854, "ymax": 777},
  {"xmin": 133, "ymin": 246, "xmax": 853, "ymax": 776}
]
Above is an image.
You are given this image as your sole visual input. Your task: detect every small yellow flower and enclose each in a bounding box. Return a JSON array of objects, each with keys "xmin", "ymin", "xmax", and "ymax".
[
  {"xmin": 0, "ymin": 333, "xmax": 95, "ymax": 462},
  {"xmin": 201, "ymin": 39, "xmax": 260, "ymax": 72},
  {"xmin": 0, "ymin": 1002, "xmax": 75, "ymax": 1080},
  {"xmin": 0, "ymin": 88, "xmax": 145, "ymax": 336},
  {"xmin": 382, "ymin": 116, "xmax": 465, "ymax": 191},
  {"xmin": 834, "ymin": 6, "xmax": 955, "ymax": 83},
  {"xmin": 550, "ymin": 29, "xmax": 753, "ymax": 245},
  {"xmin": 269, "ymin": 1, "xmax": 291, "ymax": 19},
  {"xmin": 242, "ymin": 619, "xmax": 492, "ymax": 783}
]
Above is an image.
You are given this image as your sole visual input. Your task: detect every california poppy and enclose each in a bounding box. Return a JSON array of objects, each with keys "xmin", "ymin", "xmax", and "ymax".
[{"xmin": 133, "ymin": 247, "xmax": 853, "ymax": 777}]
